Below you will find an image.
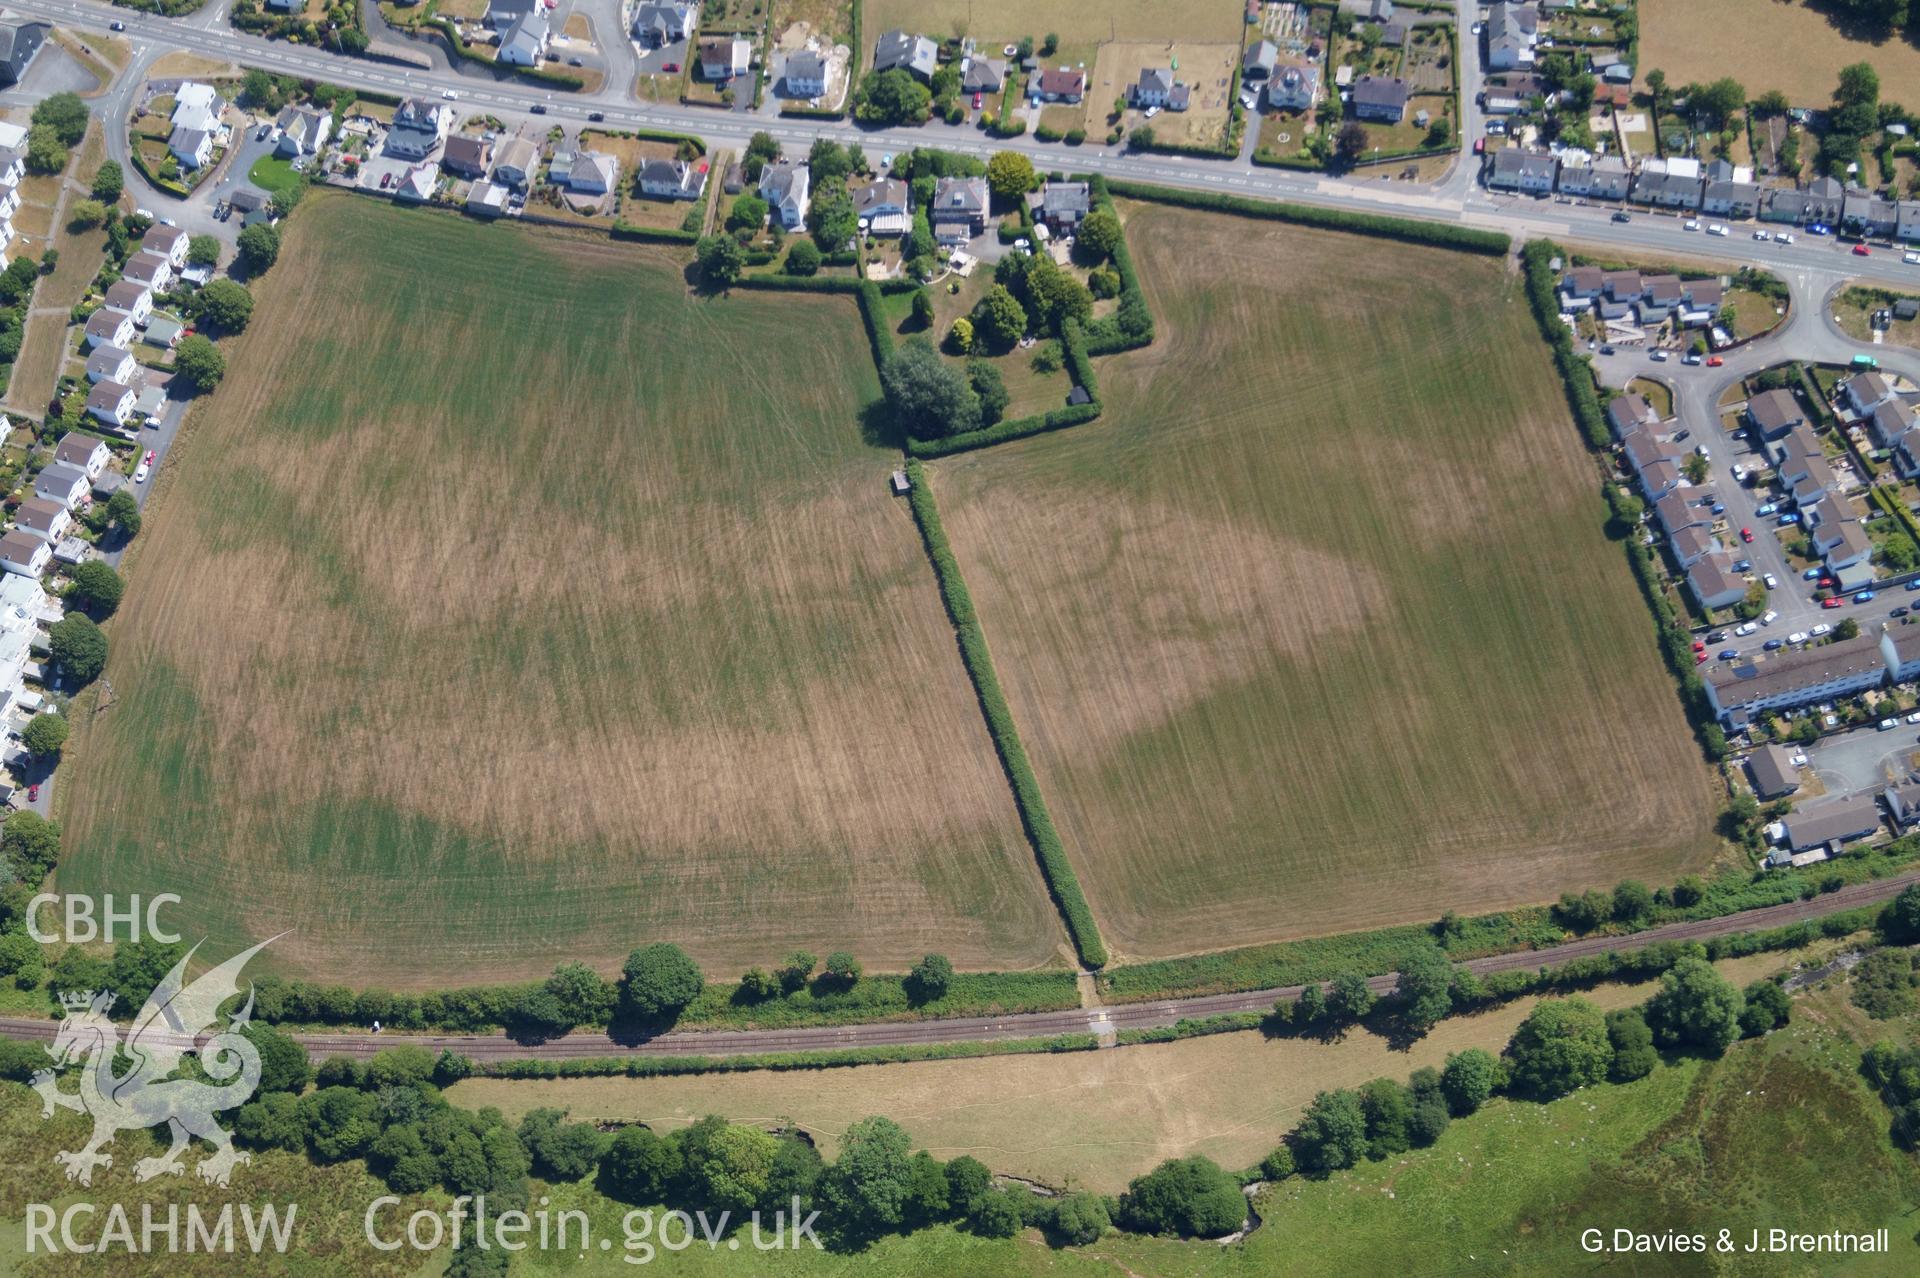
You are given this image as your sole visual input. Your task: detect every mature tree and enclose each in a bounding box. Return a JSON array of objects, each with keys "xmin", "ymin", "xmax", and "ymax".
[
  {"xmin": 242, "ymin": 1021, "xmax": 312, "ymax": 1094},
  {"xmin": 91, "ymin": 161, "xmax": 123, "ymax": 204},
  {"xmin": 1689, "ymin": 76, "xmax": 1747, "ymax": 127},
  {"xmin": 599, "ymin": 1126, "xmax": 683, "ymax": 1203},
  {"xmin": 1020, "ymin": 256, "xmax": 1092, "ymax": 333},
  {"xmin": 1504, "ymin": 996, "xmax": 1613, "ymax": 1098},
  {"xmin": 67, "ymin": 200, "xmax": 106, "ymax": 231},
  {"xmin": 66, "ymin": 561, "xmax": 123, "ymax": 620},
  {"xmin": 971, "ymin": 284, "xmax": 1027, "ymax": 350},
  {"xmin": 194, "ymin": 279, "xmax": 256, "ymax": 334},
  {"xmin": 20, "ymin": 714, "xmax": 67, "ymax": 760},
  {"xmin": 1359, "ymin": 1077, "xmax": 1414, "ymax": 1159},
  {"xmin": 48, "ymin": 613, "xmax": 108, "ymax": 685},
  {"xmin": 620, "ymin": 943, "xmax": 703, "ymax": 1019},
  {"xmin": 107, "ymin": 936, "xmax": 186, "ymax": 1013},
  {"xmin": 236, "ymin": 223, "xmax": 282, "ymax": 275},
  {"xmin": 1740, "ymin": 979, "xmax": 1793, "ymax": 1036},
  {"xmin": 695, "ymin": 233, "xmax": 745, "ymax": 286},
  {"xmin": 856, "ymin": 69, "xmax": 933, "ymax": 126},
  {"xmin": 823, "ymin": 951, "xmax": 862, "ymax": 988},
  {"xmin": 1612, "ymin": 880, "xmax": 1656, "ymax": 923},
  {"xmin": 822, "ymin": 1115, "xmax": 915, "ymax": 1233},
  {"xmin": 985, "ymin": 150, "xmax": 1036, "ymax": 202},
  {"xmin": 1645, "ymin": 956, "xmax": 1745, "ymax": 1056},
  {"xmin": 1335, "ymin": 120, "xmax": 1370, "ymax": 163},
  {"xmin": 1293, "ymin": 980, "xmax": 1328, "ymax": 1025},
  {"xmin": 806, "ymin": 178, "xmax": 858, "ymax": 251},
  {"xmin": 902, "ymin": 1149, "xmax": 949, "ymax": 1224},
  {"xmin": 682, "ymin": 1116, "xmax": 779, "ymax": 1215},
  {"xmin": 807, "ymin": 137, "xmax": 852, "ymax": 183},
  {"xmin": 25, "ymin": 125, "xmax": 66, "ymax": 176},
  {"xmin": 1834, "ymin": 616, "xmax": 1862, "ymax": 640},
  {"xmin": 944, "ymin": 316, "xmax": 974, "ymax": 354},
  {"xmin": 1838, "ymin": 62, "xmax": 1883, "ymax": 113},
  {"xmin": 945, "ymin": 1153, "xmax": 991, "ymax": 1209},
  {"xmin": 1075, "ymin": 208, "xmax": 1122, "ymax": 261},
  {"xmin": 1328, "ymin": 969, "xmax": 1377, "ymax": 1022},
  {"xmin": 1882, "ymin": 883, "xmax": 1920, "ymax": 943},
  {"xmin": 967, "ymin": 1187, "xmax": 1025, "ymax": 1237},
  {"xmin": 545, "ymin": 961, "xmax": 615, "ymax": 1027},
  {"xmin": 881, "ymin": 337, "xmax": 981, "ymax": 439},
  {"xmin": 173, "ymin": 334, "xmax": 227, "ymax": 393},
  {"xmin": 779, "ymin": 950, "xmax": 817, "ymax": 993},
  {"xmin": 1753, "ymin": 89, "xmax": 1790, "ymax": 117},
  {"xmin": 104, "ymin": 489, "xmax": 140, "ymax": 540},
  {"xmin": 187, "ymin": 234, "xmax": 221, "ymax": 267},
  {"xmin": 1393, "ymin": 942, "xmax": 1455, "ymax": 1031},
  {"xmin": 907, "ymin": 208, "xmax": 936, "ymax": 263},
  {"xmin": 33, "ymin": 93, "xmax": 89, "ymax": 147},
  {"xmin": 1048, "ymin": 1191, "xmax": 1109, "ymax": 1245},
  {"xmin": 908, "ymin": 287, "xmax": 935, "ymax": 330},
  {"xmin": 784, "ymin": 240, "xmax": 822, "ymax": 276},
  {"xmin": 1, "ymin": 810, "xmax": 62, "ymax": 884},
  {"xmin": 906, "ymin": 953, "xmax": 953, "ymax": 1001},
  {"xmin": 724, "ymin": 192, "xmax": 768, "ymax": 237},
  {"xmin": 1645, "ymin": 68, "xmax": 1668, "ymax": 100},
  {"xmin": 1441, "ymin": 1048, "xmax": 1501, "ymax": 1115},
  {"xmin": 1292, "ymin": 1088, "xmax": 1368, "ymax": 1171},
  {"xmin": 1121, "ymin": 1155, "xmax": 1244, "ymax": 1237},
  {"xmin": 1605, "ymin": 1006, "xmax": 1659, "ymax": 1081},
  {"xmin": 968, "ymin": 360, "xmax": 1008, "ymax": 426}
]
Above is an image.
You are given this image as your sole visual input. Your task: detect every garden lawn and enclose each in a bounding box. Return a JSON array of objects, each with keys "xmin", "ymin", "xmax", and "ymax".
[
  {"xmin": 53, "ymin": 193, "xmax": 1064, "ymax": 988},
  {"xmin": 928, "ymin": 201, "xmax": 1722, "ymax": 963}
]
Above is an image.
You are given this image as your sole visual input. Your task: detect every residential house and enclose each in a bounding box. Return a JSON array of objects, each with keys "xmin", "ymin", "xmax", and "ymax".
[
  {"xmin": 441, "ymin": 134, "xmax": 492, "ymax": 180},
  {"xmin": 466, "ymin": 180, "xmax": 509, "ymax": 217},
  {"xmin": 170, "ymin": 81, "xmax": 223, "ymax": 135},
  {"xmin": 783, "ymin": 51, "xmax": 827, "ymax": 99},
  {"xmin": 1746, "ymin": 744, "xmax": 1801, "ymax": 799},
  {"xmin": 1669, "ymin": 522, "xmax": 1721, "ymax": 568},
  {"xmin": 394, "ymin": 162, "xmax": 438, "ymax": 203},
  {"xmin": 142, "ymin": 314, "xmax": 184, "ymax": 351},
  {"xmin": 1678, "ymin": 278, "xmax": 1724, "ymax": 326},
  {"xmin": 85, "ymin": 379, "xmax": 134, "ymax": 429},
  {"xmin": 638, "ymin": 158, "xmax": 705, "ymax": 200},
  {"xmin": 1132, "ymin": 67, "xmax": 1176, "ymax": 109},
  {"xmin": 759, "ymin": 160, "xmax": 810, "ymax": 229},
  {"xmin": 1630, "ymin": 168, "xmax": 1704, "ymax": 210},
  {"xmin": 83, "ymin": 308, "xmax": 134, "ymax": 351},
  {"xmin": 1485, "ymin": 148, "xmax": 1557, "ymax": 194},
  {"xmin": 12, "ymin": 497, "xmax": 68, "ymax": 544},
  {"xmin": 630, "ymin": 1, "xmax": 695, "ymax": 47},
  {"xmin": 1772, "ymin": 421, "xmax": 1823, "ymax": 475},
  {"xmin": 1557, "ymin": 155, "xmax": 1631, "ymax": 201},
  {"xmin": 961, "ymin": 57, "xmax": 1005, "ymax": 96},
  {"xmin": 33, "ymin": 461, "xmax": 91, "ymax": 511},
  {"xmin": 1870, "ymin": 398, "xmax": 1917, "ymax": 449},
  {"xmin": 1243, "ymin": 40, "xmax": 1279, "ymax": 83},
  {"xmin": 1883, "ymin": 778, "xmax": 1920, "ymax": 828},
  {"xmin": 86, "ymin": 344, "xmax": 134, "ymax": 386},
  {"xmin": 1350, "ymin": 75, "xmax": 1408, "ymax": 123},
  {"xmin": 1033, "ymin": 66, "xmax": 1086, "ymax": 103},
  {"xmin": 1652, "ymin": 487, "xmax": 1715, "ymax": 535},
  {"xmin": 697, "ymin": 37, "xmax": 753, "ymax": 81},
  {"xmin": 0, "ymin": 16, "xmax": 49, "ymax": 87},
  {"xmin": 564, "ymin": 151, "xmax": 617, "ymax": 196},
  {"xmin": 57, "ymin": 429, "xmax": 121, "ymax": 483},
  {"xmin": 1706, "ymin": 632, "xmax": 1889, "ymax": 724},
  {"xmin": 492, "ymin": 136, "xmax": 539, "ymax": 188},
  {"xmin": 1843, "ymin": 187, "xmax": 1899, "ymax": 239},
  {"xmin": 1891, "ymin": 431, "xmax": 1920, "ymax": 481},
  {"xmin": 385, "ymin": 98, "xmax": 448, "ymax": 160},
  {"xmin": 1636, "ymin": 274, "xmax": 1686, "ymax": 324},
  {"xmin": 1701, "ymin": 179, "xmax": 1761, "ymax": 218},
  {"xmin": 1639, "ymin": 457, "xmax": 1682, "ymax": 500},
  {"xmin": 1607, "ymin": 393, "xmax": 1658, "ymax": 438},
  {"xmin": 102, "ymin": 281, "xmax": 153, "ymax": 328},
  {"xmin": 483, "ymin": 0, "xmax": 533, "ymax": 30},
  {"xmin": 1621, "ymin": 427, "xmax": 1680, "ymax": 479},
  {"xmin": 496, "ymin": 7, "xmax": 550, "ymax": 67},
  {"xmin": 168, "ymin": 127, "xmax": 212, "ymax": 171},
  {"xmin": 1881, "ymin": 625, "xmax": 1920, "ymax": 683},
  {"xmin": 122, "ymin": 251, "xmax": 173, "ymax": 293},
  {"xmin": 0, "ymin": 144, "xmax": 20, "ymax": 187},
  {"xmin": 931, "ymin": 175, "xmax": 989, "ymax": 246},
  {"xmin": 274, "ymin": 104, "xmax": 332, "ymax": 160},
  {"xmin": 1781, "ymin": 794, "xmax": 1883, "ymax": 852},
  {"xmin": 1785, "ymin": 451, "xmax": 1836, "ymax": 509},
  {"xmin": 1485, "ymin": 2, "xmax": 1538, "ymax": 71},
  {"xmin": 1746, "ymin": 387, "xmax": 1806, "ymax": 441},
  {"xmin": 1899, "ymin": 202, "xmax": 1920, "ymax": 243},
  {"xmin": 226, "ymin": 188, "xmax": 272, "ymax": 226},
  {"xmin": 1809, "ymin": 497, "xmax": 1871, "ymax": 569},
  {"xmin": 1685, "ymin": 553, "xmax": 1748, "ymax": 611},
  {"xmin": 1761, "ymin": 176, "xmax": 1844, "ymax": 226},
  {"xmin": 1843, "ymin": 370, "xmax": 1894, "ymax": 417},
  {"xmin": 1037, "ymin": 180, "xmax": 1090, "ymax": 232},
  {"xmin": 872, "ymin": 30, "xmax": 937, "ymax": 82},
  {"xmin": 853, "ymin": 178, "xmax": 910, "ymax": 235},
  {"xmin": 1561, "ymin": 265, "xmax": 1605, "ymax": 301},
  {"xmin": 0, "ymin": 530, "xmax": 47, "ymax": 580},
  {"xmin": 1267, "ymin": 58, "xmax": 1320, "ymax": 112}
]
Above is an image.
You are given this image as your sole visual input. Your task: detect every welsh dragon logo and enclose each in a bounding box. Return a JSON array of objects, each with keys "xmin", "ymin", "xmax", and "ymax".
[{"xmin": 30, "ymin": 938, "xmax": 278, "ymax": 1188}]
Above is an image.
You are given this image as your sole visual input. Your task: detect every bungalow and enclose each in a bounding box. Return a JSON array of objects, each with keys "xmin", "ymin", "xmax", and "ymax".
[
  {"xmin": 759, "ymin": 160, "xmax": 811, "ymax": 229},
  {"xmin": 1706, "ymin": 632, "xmax": 1889, "ymax": 725},
  {"xmin": 1843, "ymin": 370, "xmax": 1894, "ymax": 417},
  {"xmin": 121, "ymin": 250, "xmax": 173, "ymax": 293},
  {"xmin": 1607, "ymin": 393, "xmax": 1659, "ymax": 438},
  {"xmin": 492, "ymin": 136, "xmax": 539, "ymax": 189},
  {"xmin": 394, "ymin": 162, "xmax": 438, "ymax": 203},
  {"xmin": 872, "ymin": 29, "xmax": 937, "ymax": 82},
  {"xmin": 637, "ymin": 158, "xmax": 705, "ymax": 200},
  {"xmin": 783, "ymin": 51, "xmax": 827, "ymax": 99},
  {"xmin": 1701, "ymin": 179, "xmax": 1761, "ymax": 218},
  {"xmin": 1781, "ymin": 794, "xmax": 1884, "ymax": 852},
  {"xmin": 12, "ymin": 498, "xmax": 69, "ymax": 544},
  {"xmin": 1033, "ymin": 66, "xmax": 1086, "ymax": 103},
  {"xmin": 0, "ymin": 530, "xmax": 48, "ymax": 580},
  {"xmin": 102, "ymin": 281, "xmax": 153, "ymax": 328},
  {"xmin": 1242, "ymin": 40, "xmax": 1279, "ymax": 83},
  {"xmin": 1485, "ymin": 148, "xmax": 1557, "ymax": 194},
  {"xmin": 83, "ymin": 308, "xmax": 134, "ymax": 351},
  {"xmin": 853, "ymin": 178, "xmax": 910, "ymax": 235},
  {"xmin": 142, "ymin": 225, "xmax": 190, "ymax": 268},
  {"xmin": 441, "ymin": 134, "xmax": 493, "ymax": 180},
  {"xmin": 85, "ymin": 380, "xmax": 134, "ymax": 429},
  {"xmin": 1037, "ymin": 180, "xmax": 1090, "ymax": 232},
  {"xmin": 1350, "ymin": 75, "xmax": 1408, "ymax": 123},
  {"xmin": 697, "ymin": 37, "xmax": 752, "ymax": 81},
  {"xmin": 1843, "ymin": 187, "xmax": 1899, "ymax": 239},
  {"xmin": 1746, "ymin": 744, "xmax": 1801, "ymax": 799},
  {"xmin": 1881, "ymin": 625, "xmax": 1920, "ymax": 683},
  {"xmin": 931, "ymin": 175, "xmax": 989, "ymax": 245},
  {"xmin": 1267, "ymin": 58, "xmax": 1320, "ymax": 112},
  {"xmin": 86, "ymin": 344, "xmax": 135, "ymax": 386},
  {"xmin": 54, "ymin": 433, "xmax": 112, "ymax": 480},
  {"xmin": 275, "ymin": 104, "xmax": 332, "ymax": 160},
  {"xmin": 34, "ymin": 462, "xmax": 91, "ymax": 512},
  {"xmin": 630, "ymin": 1, "xmax": 695, "ymax": 47},
  {"xmin": 1686, "ymin": 552, "xmax": 1748, "ymax": 611},
  {"xmin": 960, "ymin": 57, "xmax": 1005, "ymax": 96},
  {"xmin": 1746, "ymin": 387, "xmax": 1806, "ymax": 441},
  {"xmin": 385, "ymin": 98, "xmax": 448, "ymax": 161}
]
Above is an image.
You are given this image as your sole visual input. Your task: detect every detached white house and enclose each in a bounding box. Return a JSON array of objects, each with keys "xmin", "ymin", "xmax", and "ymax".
[
  {"xmin": 54, "ymin": 433, "xmax": 113, "ymax": 479},
  {"xmin": 759, "ymin": 160, "xmax": 810, "ymax": 229},
  {"xmin": 0, "ymin": 529, "xmax": 49, "ymax": 579},
  {"xmin": 143, "ymin": 224, "xmax": 190, "ymax": 268},
  {"xmin": 33, "ymin": 462, "xmax": 91, "ymax": 512},
  {"xmin": 101, "ymin": 280, "xmax": 153, "ymax": 328},
  {"xmin": 12, "ymin": 498, "xmax": 70, "ymax": 543},
  {"xmin": 121, "ymin": 250, "xmax": 174, "ymax": 293},
  {"xmin": 86, "ymin": 344, "xmax": 135, "ymax": 386},
  {"xmin": 86, "ymin": 380, "xmax": 135, "ymax": 429},
  {"xmin": 83, "ymin": 308, "xmax": 134, "ymax": 351},
  {"xmin": 637, "ymin": 158, "xmax": 705, "ymax": 200}
]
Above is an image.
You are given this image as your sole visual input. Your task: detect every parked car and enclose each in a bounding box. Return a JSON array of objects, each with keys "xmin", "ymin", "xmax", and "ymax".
[
  {"xmin": 1811, "ymin": 623, "xmax": 1833, "ymax": 637},
  {"xmin": 973, "ymin": 92, "xmax": 984, "ymax": 109},
  {"xmin": 1882, "ymin": 718, "xmax": 1899, "ymax": 731},
  {"xmin": 1809, "ymin": 222, "xmax": 1832, "ymax": 235},
  {"xmin": 110, "ymin": 20, "xmax": 124, "ymax": 30},
  {"xmin": 1684, "ymin": 219, "xmax": 1701, "ymax": 231},
  {"xmin": 1855, "ymin": 244, "xmax": 1872, "ymax": 256},
  {"xmin": 1734, "ymin": 559, "xmax": 1752, "ymax": 572},
  {"xmin": 1611, "ymin": 211, "xmax": 1631, "ymax": 223},
  {"xmin": 1895, "ymin": 607, "xmax": 1911, "ymax": 618},
  {"xmin": 1856, "ymin": 590, "xmax": 1878, "ymax": 603},
  {"xmin": 1708, "ymin": 630, "xmax": 1727, "ymax": 642},
  {"xmin": 1736, "ymin": 621, "xmax": 1760, "ymax": 635},
  {"xmin": 1764, "ymin": 638, "xmax": 1785, "ymax": 650},
  {"xmin": 134, "ymin": 449, "xmax": 154, "ymax": 483},
  {"xmin": 1599, "ymin": 344, "xmax": 1617, "ymax": 355},
  {"xmin": 1651, "ymin": 349, "xmax": 1670, "ymax": 361},
  {"xmin": 1756, "ymin": 503, "xmax": 1778, "ymax": 516},
  {"xmin": 1804, "ymin": 566, "xmax": 1822, "ymax": 580},
  {"xmin": 1908, "ymin": 578, "xmax": 1920, "ymax": 591},
  {"xmin": 1708, "ymin": 223, "xmax": 1730, "ymax": 236},
  {"xmin": 1718, "ymin": 648, "xmax": 1739, "ymax": 659},
  {"xmin": 1906, "ymin": 251, "xmax": 1920, "ymax": 266},
  {"xmin": 1762, "ymin": 609, "xmax": 1780, "ymax": 625},
  {"xmin": 1823, "ymin": 596, "xmax": 1845, "ymax": 608},
  {"xmin": 1788, "ymin": 631, "xmax": 1808, "ymax": 645},
  {"xmin": 1692, "ymin": 640, "xmax": 1707, "ymax": 653},
  {"xmin": 1707, "ymin": 355, "xmax": 1724, "ymax": 366},
  {"xmin": 1779, "ymin": 233, "xmax": 1796, "ymax": 244},
  {"xmin": 1741, "ymin": 526, "xmax": 1755, "ymax": 542},
  {"xmin": 1753, "ymin": 229, "xmax": 1772, "ymax": 241},
  {"xmin": 1764, "ymin": 573, "xmax": 1779, "ymax": 589},
  {"xmin": 1779, "ymin": 512, "xmax": 1801, "ymax": 525},
  {"xmin": 1682, "ymin": 353, "xmax": 1702, "ymax": 365},
  {"xmin": 1907, "ymin": 710, "xmax": 1920, "ymax": 724}
]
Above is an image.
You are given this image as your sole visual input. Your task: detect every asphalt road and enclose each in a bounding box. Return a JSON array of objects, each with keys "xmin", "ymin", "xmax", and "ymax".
[{"xmin": 2, "ymin": 869, "xmax": 1911, "ymax": 1061}]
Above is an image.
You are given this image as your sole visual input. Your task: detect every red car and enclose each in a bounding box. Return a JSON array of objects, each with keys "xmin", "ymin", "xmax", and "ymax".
[
  {"xmin": 973, "ymin": 92, "xmax": 983, "ymax": 109},
  {"xmin": 1706, "ymin": 356, "xmax": 1723, "ymax": 366},
  {"xmin": 26, "ymin": 785, "xmax": 37, "ymax": 802},
  {"xmin": 1824, "ymin": 596, "xmax": 1845, "ymax": 608},
  {"xmin": 1695, "ymin": 652, "xmax": 1709, "ymax": 664},
  {"xmin": 1692, "ymin": 640, "xmax": 1706, "ymax": 652},
  {"xmin": 662, "ymin": 62, "xmax": 679, "ymax": 73},
  {"xmin": 1854, "ymin": 244, "xmax": 1872, "ymax": 256},
  {"xmin": 1740, "ymin": 527, "xmax": 1754, "ymax": 543}
]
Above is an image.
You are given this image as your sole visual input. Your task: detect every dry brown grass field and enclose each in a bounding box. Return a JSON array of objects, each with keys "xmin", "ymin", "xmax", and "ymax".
[
  {"xmin": 1087, "ymin": 41, "xmax": 1239, "ymax": 146},
  {"xmin": 863, "ymin": 0, "xmax": 1243, "ymax": 53},
  {"xmin": 53, "ymin": 194, "xmax": 1064, "ymax": 987},
  {"xmin": 451, "ymin": 950, "xmax": 1801, "ymax": 1191},
  {"xmin": 929, "ymin": 202, "xmax": 1722, "ymax": 963},
  {"xmin": 1640, "ymin": 0, "xmax": 1920, "ymax": 105}
]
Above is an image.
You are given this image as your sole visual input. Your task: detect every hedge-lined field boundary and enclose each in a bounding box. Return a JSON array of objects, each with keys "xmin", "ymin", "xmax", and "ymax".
[
  {"xmin": 1102, "ymin": 179, "xmax": 1510, "ymax": 255},
  {"xmin": 904, "ymin": 458, "xmax": 1110, "ymax": 968},
  {"xmin": 475, "ymin": 1033, "xmax": 1099, "ymax": 1079}
]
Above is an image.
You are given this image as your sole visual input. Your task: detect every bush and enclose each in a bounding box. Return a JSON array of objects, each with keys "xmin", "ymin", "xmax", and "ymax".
[
  {"xmin": 1504, "ymin": 997, "xmax": 1612, "ymax": 1099},
  {"xmin": 906, "ymin": 953, "xmax": 953, "ymax": 1002},
  {"xmin": 1740, "ymin": 979, "xmax": 1792, "ymax": 1036},
  {"xmin": 236, "ymin": 222, "xmax": 281, "ymax": 275},
  {"xmin": 1605, "ymin": 1006, "xmax": 1658, "ymax": 1081},
  {"xmin": 783, "ymin": 240, "xmax": 822, "ymax": 276},
  {"xmin": 1120, "ymin": 1155, "xmax": 1244, "ymax": 1237},
  {"xmin": 1292, "ymin": 1089, "xmax": 1368, "ymax": 1172},
  {"xmin": 620, "ymin": 944, "xmax": 703, "ymax": 1019},
  {"xmin": 1644, "ymin": 955, "xmax": 1745, "ymax": 1056},
  {"xmin": 1440, "ymin": 1048, "xmax": 1500, "ymax": 1115}
]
